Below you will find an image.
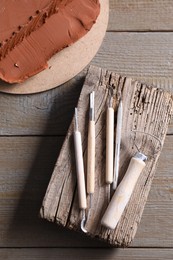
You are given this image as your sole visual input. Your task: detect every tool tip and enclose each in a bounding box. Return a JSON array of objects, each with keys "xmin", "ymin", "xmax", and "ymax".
[
  {"xmin": 89, "ymin": 91, "xmax": 95, "ymax": 120},
  {"xmin": 109, "ymin": 96, "xmax": 113, "ymax": 108},
  {"xmin": 80, "ymin": 210, "xmax": 87, "ymax": 233},
  {"xmin": 90, "ymin": 91, "xmax": 95, "ymax": 109},
  {"xmin": 74, "ymin": 107, "xmax": 78, "ymax": 131},
  {"xmin": 107, "ymin": 184, "xmax": 111, "ymax": 202},
  {"xmin": 112, "ymin": 180, "xmax": 118, "ymax": 190}
]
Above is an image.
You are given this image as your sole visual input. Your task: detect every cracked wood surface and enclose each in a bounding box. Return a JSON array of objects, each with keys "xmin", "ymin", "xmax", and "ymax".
[
  {"xmin": 1, "ymin": 32, "xmax": 173, "ymax": 135},
  {"xmin": 40, "ymin": 66, "xmax": 173, "ymax": 247},
  {"xmin": 0, "ymin": 136, "xmax": 173, "ymax": 248},
  {"xmin": 1, "ymin": 1, "xmax": 173, "ymax": 258}
]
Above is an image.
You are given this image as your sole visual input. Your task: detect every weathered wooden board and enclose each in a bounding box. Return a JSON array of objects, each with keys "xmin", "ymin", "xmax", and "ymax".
[
  {"xmin": 40, "ymin": 66, "xmax": 173, "ymax": 247},
  {"xmin": 0, "ymin": 135, "xmax": 171, "ymax": 247},
  {"xmin": 1, "ymin": 248, "xmax": 173, "ymax": 260},
  {"xmin": 0, "ymin": 1, "xmax": 173, "ymax": 259},
  {"xmin": 0, "ymin": 33, "xmax": 173, "ymax": 135},
  {"xmin": 109, "ymin": 0, "xmax": 173, "ymax": 32},
  {"xmin": 93, "ymin": 33, "xmax": 173, "ymax": 92},
  {"xmin": 0, "ymin": 136, "xmax": 172, "ymax": 247}
]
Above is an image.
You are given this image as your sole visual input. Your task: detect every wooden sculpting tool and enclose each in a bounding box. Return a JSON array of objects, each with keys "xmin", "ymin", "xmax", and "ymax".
[
  {"xmin": 105, "ymin": 96, "xmax": 114, "ymax": 200},
  {"xmin": 101, "ymin": 152, "xmax": 147, "ymax": 229},
  {"xmin": 87, "ymin": 92, "xmax": 95, "ymax": 208},
  {"xmin": 113, "ymin": 99, "xmax": 123, "ymax": 190},
  {"xmin": 101, "ymin": 131, "xmax": 162, "ymax": 230},
  {"xmin": 73, "ymin": 108, "xmax": 87, "ymax": 233}
]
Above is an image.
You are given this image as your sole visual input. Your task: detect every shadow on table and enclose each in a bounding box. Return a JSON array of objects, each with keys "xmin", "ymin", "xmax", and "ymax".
[
  {"xmin": 4, "ymin": 73, "xmax": 100, "ymax": 246},
  {"xmin": 5, "ymin": 71, "xmax": 119, "ymax": 257}
]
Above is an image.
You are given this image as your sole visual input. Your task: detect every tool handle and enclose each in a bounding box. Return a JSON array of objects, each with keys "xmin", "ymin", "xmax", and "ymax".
[
  {"xmin": 74, "ymin": 131, "xmax": 87, "ymax": 210},
  {"xmin": 106, "ymin": 107, "xmax": 114, "ymax": 184},
  {"xmin": 101, "ymin": 157, "xmax": 146, "ymax": 229},
  {"xmin": 113, "ymin": 100, "xmax": 123, "ymax": 190},
  {"xmin": 87, "ymin": 120, "xmax": 95, "ymax": 194}
]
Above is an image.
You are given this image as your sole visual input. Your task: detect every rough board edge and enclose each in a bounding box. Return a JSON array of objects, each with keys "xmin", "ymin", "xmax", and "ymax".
[{"xmin": 40, "ymin": 65, "xmax": 173, "ymax": 247}]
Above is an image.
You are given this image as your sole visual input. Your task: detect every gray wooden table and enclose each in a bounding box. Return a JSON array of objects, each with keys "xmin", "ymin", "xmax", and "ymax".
[{"xmin": 0, "ymin": 1, "xmax": 173, "ymax": 259}]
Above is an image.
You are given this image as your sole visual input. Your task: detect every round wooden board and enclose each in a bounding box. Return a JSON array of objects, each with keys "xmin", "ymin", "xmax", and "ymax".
[{"xmin": 0, "ymin": 0, "xmax": 109, "ymax": 95}]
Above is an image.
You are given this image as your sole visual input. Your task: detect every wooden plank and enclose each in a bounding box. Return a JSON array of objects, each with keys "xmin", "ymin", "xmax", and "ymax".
[
  {"xmin": 93, "ymin": 33, "xmax": 173, "ymax": 92},
  {"xmin": 93, "ymin": 32, "xmax": 173, "ymax": 134},
  {"xmin": 0, "ymin": 135, "xmax": 105, "ymax": 248},
  {"xmin": 1, "ymin": 248, "xmax": 173, "ymax": 260},
  {"xmin": 133, "ymin": 137, "xmax": 173, "ymax": 247},
  {"xmin": 0, "ymin": 33, "xmax": 173, "ymax": 135},
  {"xmin": 109, "ymin": 0, "xmax": 173, "ymax": 32},
  {"xmin": 0, "ymin": 136, "xmax": 172, "ymax": 247},
  {"xmin": 0, "ymin": 72, "xmax": 84, "ymax": 136},
  {"xmin": 40, "ymin": 66, "xmax": 173, "ymax": 247}
]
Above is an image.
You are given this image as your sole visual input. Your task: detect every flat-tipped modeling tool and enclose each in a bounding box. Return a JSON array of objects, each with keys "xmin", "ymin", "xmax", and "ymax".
[
  {"xmin": 87, "ymin": 91, "xmax": 95, "ymax": 209},
  {"xmin": 106, "ymin": 95, "xmax": 114, "ymax": 201}
]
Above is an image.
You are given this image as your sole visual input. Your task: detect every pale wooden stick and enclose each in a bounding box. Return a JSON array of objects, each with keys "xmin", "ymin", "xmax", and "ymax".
[
  {"xmin": 74, "ymin": 108, "xmax": 87, "ymax": 210},
  {"xmin": 87, "ymin": 121, "xmax": 95, "ymax": 194},
  {"xmin": 101, "ymin": 153, "xmax": 147, "ymax": 229},
  {"xmin": 87, "ymin": 92, "xmax": 95, "ymax": 206},
  {"xmin": 106, "ymin": 107, "xmax": 114, "ymax": 185}
]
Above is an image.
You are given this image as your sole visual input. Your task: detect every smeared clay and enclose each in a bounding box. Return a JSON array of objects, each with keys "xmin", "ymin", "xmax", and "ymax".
[{"xmin": 0, "ymin": 0, "xmax": 100, "ymax": 83}]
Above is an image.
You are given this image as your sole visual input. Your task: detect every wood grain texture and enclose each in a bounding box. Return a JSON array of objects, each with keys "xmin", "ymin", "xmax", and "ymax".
[
  {"xmin": 92, "ymin": 32, "xmax": 173, "ymax": 133},
  {"xmin": 40, "ymin": 66, "xmax": 173, "ymax": 247},
  {"xmin": 133, "ymin": 136, "xmax": 173, "ymax": 247},
  {"xmin": 93, "ymin": 32, "xmax": 173, "ymax": 92},
  {"xmin": 0, "ymin": 136, "xmax": 103, "ymax": 248},
  {"xmin": 0, "ymin": 136, "xmax": 172, "ymax": 247},
  {"xmin": 0, "ymin": 33, "xmax": 173, "ymax": 135},
  {"xmin": 109, "ymin": 0, "xmax": 173, "ymax": 32},
  {"xmin": 0, "ymin": 1, "xmax": 173, "ymax": 258},
  {"xmin": 0, "ymin": 73, "xmax": 84, "ymax": 136},
  {"xmin": 1, "ymin": 248, "xmax": 173, "ymax": 260}
]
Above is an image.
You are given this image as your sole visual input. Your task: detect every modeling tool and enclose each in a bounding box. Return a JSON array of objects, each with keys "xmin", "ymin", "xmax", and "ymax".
[
  {"xmin": 101, "ymin": 131, "xmax": 162, "ymax": 230},
  {"xmin": 102, "ymin": 152, "xmax": 147, "ymax": 229},
  {"xmin": 105, "ymin": 95, "xmax": 114, "ymax": 201},
  {"xmin": 113, "ymin": 99, "xmax": 123, "ymax": 190},
  {"xmin": 73, "ymin": 108, "xmax": 87, "ymax": 233},
  {"xmin": 87, "ymin": 92, "xmax": 95, "ymax": 208}
]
